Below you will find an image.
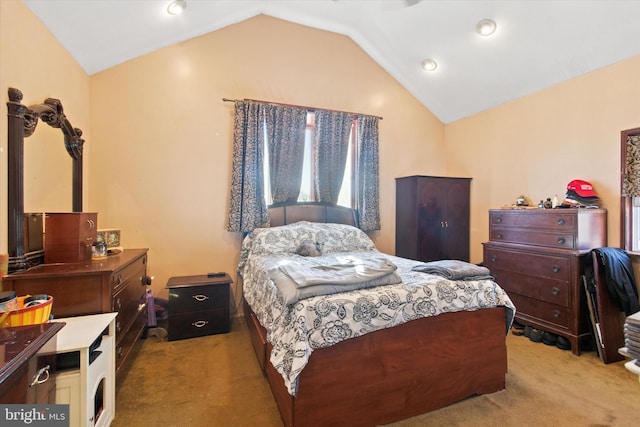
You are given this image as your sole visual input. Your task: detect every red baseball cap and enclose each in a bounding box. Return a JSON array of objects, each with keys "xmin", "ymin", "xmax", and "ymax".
[{"xmin": 567, "ymin": 179, "xmax": 597, "ymax": 197}]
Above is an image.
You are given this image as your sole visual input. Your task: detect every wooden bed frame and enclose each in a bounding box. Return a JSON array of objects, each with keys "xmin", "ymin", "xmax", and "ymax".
[{"xmin": 242, "ymin": 203, "xmax": 509, "ymax": 427}]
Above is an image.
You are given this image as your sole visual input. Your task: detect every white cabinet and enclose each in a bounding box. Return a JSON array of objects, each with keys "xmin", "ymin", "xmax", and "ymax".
[{"xmin": 55, "ymin": 313, "xmax": 117, "ymax": 427}]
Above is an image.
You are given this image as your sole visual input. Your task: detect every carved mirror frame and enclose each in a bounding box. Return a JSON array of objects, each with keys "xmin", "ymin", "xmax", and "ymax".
[{"xmin": 6, "ymin": 87, "xmax": 84, "ymax": 272}]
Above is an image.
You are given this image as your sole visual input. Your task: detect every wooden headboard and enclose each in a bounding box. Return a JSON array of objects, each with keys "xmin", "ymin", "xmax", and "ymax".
[{"xmin": 268, "ymin": 202, "xmax": 358, "ymax": 228}]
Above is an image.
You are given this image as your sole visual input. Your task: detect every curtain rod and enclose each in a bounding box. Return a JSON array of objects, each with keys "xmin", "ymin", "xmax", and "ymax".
[{"xmin": 222, "ymin": 98, "xmax": 382, "ymax": 120}]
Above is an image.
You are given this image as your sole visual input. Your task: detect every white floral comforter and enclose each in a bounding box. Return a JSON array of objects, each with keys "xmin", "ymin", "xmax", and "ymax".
[{"xmin": 239, "ymin": 222, "xmax": 516, "ymax": 396}]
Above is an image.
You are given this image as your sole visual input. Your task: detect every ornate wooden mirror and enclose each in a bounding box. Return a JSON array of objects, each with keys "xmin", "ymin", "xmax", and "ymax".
[{"xmin": 6, "ymin": 87, "xmax": 84, "ymax": 272}]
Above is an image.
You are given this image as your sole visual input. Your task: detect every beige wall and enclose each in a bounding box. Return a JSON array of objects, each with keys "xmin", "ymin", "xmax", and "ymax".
[
  {"xmin": 88, "ymin": 15, "xmax": 443, "ymax": 303},
  {"xmin": 4, "ymin": 2, "xmax": 639, "ymax": 309},
  {"xmin": 0, "ymin": 1, "xmax": 91, "ymax": 249},
  {"xmin": 446, "ymin": 55, "xmax": 640, "ymax": 262}
]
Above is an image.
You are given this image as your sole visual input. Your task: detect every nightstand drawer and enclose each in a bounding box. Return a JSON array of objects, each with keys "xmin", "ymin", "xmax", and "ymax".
[
  {"xmin": 168, "ymin": 310, "xmax": 230, "ymax": 341},
  {"xmin": 168, "ymin": 284, "xmax": 228, "ymax": 314}
]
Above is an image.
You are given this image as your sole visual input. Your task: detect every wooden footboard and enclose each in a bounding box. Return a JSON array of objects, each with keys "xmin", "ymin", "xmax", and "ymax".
[{"xmin": 243, "ymin": 299, "xmax": 508, "ymax": 427}]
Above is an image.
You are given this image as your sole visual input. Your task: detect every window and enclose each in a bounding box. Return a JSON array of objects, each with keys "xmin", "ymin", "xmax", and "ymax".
[
  {"xmin": 621, "ymin": 127, "xmax": 640, "ymax": 251},
  {"xmin": 264, "ymin": 112, "xmax": 356, "ymax": 207}
]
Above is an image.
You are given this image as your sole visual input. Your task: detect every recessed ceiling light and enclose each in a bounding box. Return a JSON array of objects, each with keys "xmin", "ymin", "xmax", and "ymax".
[
  {"xmin": 476, "ymin": 19, "xmax": 497, "ymax": 36},
  {"xmin": 167, "ymin": 0, "xmax": 187, "ymax": 15},
  {"xmin": 421, "ymin": 58, "xmax": 438, "ymax": 72}
]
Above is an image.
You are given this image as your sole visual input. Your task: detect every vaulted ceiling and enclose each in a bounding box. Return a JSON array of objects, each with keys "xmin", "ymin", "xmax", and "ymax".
[{"xmin": 23, "ymin": 0, "xmax": 640, "ymax": 123}]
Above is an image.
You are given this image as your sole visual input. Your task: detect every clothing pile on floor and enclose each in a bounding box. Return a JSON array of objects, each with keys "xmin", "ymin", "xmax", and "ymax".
[{"xmin": 623, "ymin": 311, "xmax": 640, "ymax": 366}]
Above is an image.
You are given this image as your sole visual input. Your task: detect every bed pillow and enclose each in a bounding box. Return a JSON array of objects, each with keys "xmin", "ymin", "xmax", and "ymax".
[
  {"xmin": 238, "ymin": 222, "xmax": 377, "ymax": 272},
  {"xmin": 307, "ymin": 222, "xmax": 377, "ymax": 254}
]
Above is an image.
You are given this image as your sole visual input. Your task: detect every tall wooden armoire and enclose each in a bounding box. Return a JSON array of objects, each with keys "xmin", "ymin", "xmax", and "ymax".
[{"xmin": 395, "ymin": 175, "xmax": 471, "ymax": 262}]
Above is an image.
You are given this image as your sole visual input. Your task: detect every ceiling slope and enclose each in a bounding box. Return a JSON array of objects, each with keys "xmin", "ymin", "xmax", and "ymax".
[{"xmin": 23, "ymin": 0, "xmax": 640, "ymax": 123}]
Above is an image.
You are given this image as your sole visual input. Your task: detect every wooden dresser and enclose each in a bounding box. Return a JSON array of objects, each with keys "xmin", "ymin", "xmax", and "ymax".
[
  {"xmin": 483, "ymin": 209, "xmax": 607, "ymax": 354},
  {"xmin": 396, "ymin": 175, "xmax": 471, "ymax": 262},
  {"xmin": 2, "ymin": 249, "xmax": 150, "ymax": 379}
]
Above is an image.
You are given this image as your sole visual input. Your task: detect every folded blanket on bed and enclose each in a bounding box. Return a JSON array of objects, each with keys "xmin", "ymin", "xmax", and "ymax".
[
  {"xmin": 270, "ymin": 255, "xmax": 402, "ymax": 305},
  {"xmin": 411, "ymin": 260, "xmax": 494, "ymax": 281}
]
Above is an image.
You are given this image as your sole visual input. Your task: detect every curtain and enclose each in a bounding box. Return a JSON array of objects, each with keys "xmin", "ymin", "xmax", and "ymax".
[
  {"xmin": 313, "ymin": 110, "xmax": 352, "ymax": 203},
  {"xmin": 265, "ymin": 105, "xmax": 307, "ymax": 204},
  {"xmin": 227, "ymin": 101, "xmax": 269, "ymax": 232},
  {"xmin": 357, "ymin": 115, "xmax": 381, "ymax": 231},
  {"xmin": 622, "ymin": 132, "xmax": 640, "ymax": 197}
]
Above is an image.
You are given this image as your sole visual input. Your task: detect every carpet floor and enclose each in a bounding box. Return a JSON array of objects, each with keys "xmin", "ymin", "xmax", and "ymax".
[{"xmin": 112, "ymin": 317, "xmax": 640, "ymax": 427}]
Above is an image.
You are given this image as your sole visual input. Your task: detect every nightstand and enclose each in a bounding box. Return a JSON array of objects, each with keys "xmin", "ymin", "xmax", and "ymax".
[{"xmin": 166, "ymin": 274, "xmax": 232, "ymax": 341}]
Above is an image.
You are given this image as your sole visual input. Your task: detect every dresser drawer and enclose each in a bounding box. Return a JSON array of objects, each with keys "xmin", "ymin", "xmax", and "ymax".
[
  {"xmin": 115, "ymin": 309, "xmax": 147, "ymax": 373},
  {"xmin": 112, "ymin": 253, "xmax": 146, "ymax": 293},
  {"xmin": 490, "ymin": 228, "xmax": 576, "ymax": 249},
  {"xmin": 491, "ymin": 268, "xmax": 570, "ymax": 307},
  {"xmin": 484, "ymin": 247, "xmax": 572, "ymax": 281},
  {"xmin": 508, "ymin": 293, "xmax": 570, "ymax": 329},
  {"xmin": 490, "ymin": 210, "xmax": 576, "ymax": 230},
  {"xmin": 168, "ymin": 284, "xmax": 228, "ymax": 314},
  {"xmin": 168, "ymin": 309, "xmax": 230, "ymax": 341}
]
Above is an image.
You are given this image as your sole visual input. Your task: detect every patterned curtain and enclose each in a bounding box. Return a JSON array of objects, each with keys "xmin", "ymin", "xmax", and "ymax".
[
  {"xmin": 313, "ymin": 110, "xmax": 352, "ymax": 203},
  {"xmin": 227, "ymin": 101, "xmax": 270, "ymax": 232},
  {"xmin": 357, "ymin": 115, "xmax": 381, "ymax": 231},
  {"xmin": 265, "ymin": 105, "xmax": 307, "ymax": 204},
  {"xmin": 622, "ymin": 132, "xmax": 640, "ymax": 197}
]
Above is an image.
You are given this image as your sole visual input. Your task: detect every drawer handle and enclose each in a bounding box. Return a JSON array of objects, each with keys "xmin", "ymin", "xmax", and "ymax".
[
  {"xmin": 193, "ymin": 320, "xmax": 209, "ymax": 328},
  {"xmin": 496, "ymin": 217, "xmax": 502, "ymax": 223},
  {"xmin": 117, "ymin": 347, "xmax": 123, "ymax": 358},
  {"xmin": 552, "ymin": 287, "xmax": 560, "ymax": 295},
  {"xmin": 114, "ymin": 298, "xmax": 122, "ymax": 311},
  {"xmin": 193, "ymin": 294, "xmax": 209, "ymax": 302},
  {"xmin": 557, "ymin": 237, "xmax": 566, "ymax": 245},
  {"xmin": 552, "ymin": 265, "xmax": 560, "ymax": 273},
  {"xmin": 557, "ymin": 218, "xmax": 565, "ymax": 225},
  {"xmin": 29, "ymin": 365, "xmax": 50, "ymax": 387},
  {"xmin": 496, "ymin": 233, "xmax": 503, "ymax": 239},
  {"xmin": 116, "ymin": 321, "xmax": 121, "ymax": 333},
  {"xmin": 552, "ymin": 310, "xmax": 561, "ymax": 318},
  {"xmin": 490, "ymin": 255, "xmax": 497, "ymax": 263}
]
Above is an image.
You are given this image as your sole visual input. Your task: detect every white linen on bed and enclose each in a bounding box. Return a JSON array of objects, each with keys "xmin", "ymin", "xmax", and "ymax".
[
  {"xmin": 239, "ymin": 223, "xmax": 516, "ymax": 396},
  {"xmin": 270, "ymin": 254, "xmax": 402, "ymax": 305}
]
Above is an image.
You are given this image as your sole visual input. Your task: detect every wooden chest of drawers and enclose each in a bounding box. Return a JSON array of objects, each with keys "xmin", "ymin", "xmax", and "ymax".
[
  {"xmin": 483, "ymin": 209, "xmax": 607, "ymax": 354},
  {"xmin": 44, "ymin": 212, "xmax": 98, "ymax": 263},
  {"xmin": 2, "ymin": 249, "xmax": 150, "ymax": 379},
  {"xmin": 166, "ymin": 274, "xmax": 231, "ymax": 341}
]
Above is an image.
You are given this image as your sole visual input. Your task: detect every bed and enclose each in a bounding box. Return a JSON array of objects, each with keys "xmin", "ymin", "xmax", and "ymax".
[{"xmin": 240, "ymin": 204, "xmax": 515, "ymax": 427}]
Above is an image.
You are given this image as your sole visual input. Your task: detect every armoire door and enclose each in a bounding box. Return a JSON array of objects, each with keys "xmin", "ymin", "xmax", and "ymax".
[{"xmin": 396, "ymin": 175, "xmax": 470, "ymax": 262}]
